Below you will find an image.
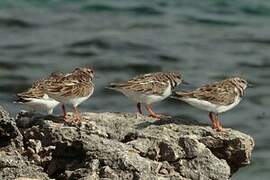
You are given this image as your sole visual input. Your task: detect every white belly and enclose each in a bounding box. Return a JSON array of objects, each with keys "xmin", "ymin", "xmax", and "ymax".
[
  {"xmin": 120, "ymin": 84, "xmax": 171, "ymax": 105},
  {"xmin": 47, "ymin": 88, "xmax": 93, "ymax": 107},
  {"xmin": 68, "ymin": 94, "xmax": 92, "ymax": 107},
  {"xmin": 23, "ymin": 95, "xmax": 60, "ymax": 114},
  {"xmin": 181, "ymin": 96, "xmax": 241, "ymax": 114}
]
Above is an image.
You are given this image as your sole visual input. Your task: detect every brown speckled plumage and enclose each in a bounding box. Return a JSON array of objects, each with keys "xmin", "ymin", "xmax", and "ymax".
[
  {"xmin": 172, "ymin": 77, "xmax": 248, "ymax": 131},
  {"xmin": 173, "ymin": 77, "xmax": 248, "ymax": 106},
  {"xmin": 109, "ymin": 72, "xmax": 183, "ymax": 96},
  {"xmin": 0, "ymin": 105, "xmax": 9, "ymax": 119},
  {"xmin": 16, "ymin": 72, "xmax": 64, "ymax": 101},
  {"xmin": 43, "ymin": 67, "xmax": 94, "ymax": 98},
  {"xmin": 108, "ymin": 72, "xmax": 184, "ymax": 119}
]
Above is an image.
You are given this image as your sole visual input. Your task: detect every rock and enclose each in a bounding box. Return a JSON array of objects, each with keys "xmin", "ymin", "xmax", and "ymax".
[
  {"xmin": 0, "ymin": 105, "xmax": 23, "ymax": 150},
  {"xmin": 0, "ymin": 106, "xmax": 50, "ymax": 180},
  {"xmin": 1, "ymin": 108, "xmax": 254, "ymax": 180},
  {"xmin": 0, "ymin": 151, "xmax": 49, "ymax": 180}
]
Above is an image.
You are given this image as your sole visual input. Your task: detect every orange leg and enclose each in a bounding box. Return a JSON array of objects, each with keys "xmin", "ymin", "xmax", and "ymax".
[
  {"xmin": 62, "ymin": 104, "xmax": 66, "ymax": 117},
  {"xmin": 214, "ymin": 114, "xmax": 224, "ymax": 132},
  {"xmin": 137, "ymin": 103, "xmax": 143, "ymax": 114},
  {"xmin": 209, "ymin": 112, "xmax": 224, "ymax": 132},
  {"xmin": 73, "ymin": 106, "xmax": 81, "ymax": 123},
  {"xmin": 145, "ymin": 104, "xmax": 161, "ymax": 119},
  {"xmin": 62, "ymin": 104, "xmax": 69, "ymax": 122},
  {"xmin": 209, "ymin": 112, "xmax": 217, "ymax": 129}
]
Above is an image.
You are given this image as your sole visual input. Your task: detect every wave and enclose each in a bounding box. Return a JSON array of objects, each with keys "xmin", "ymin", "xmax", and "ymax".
[
  {"xmin": 0, "ymin": 17, "xmax": 37, "ymax": 28},
  {"xmin": 67, "ymin": 38, "xmax": 110, "ymax": 49},
  {"xmin": 229, "ymin": 38, "xmax": 270, "ymax": 45},
  {"xmin": 82, "ymin": 4, "xmax": 163, "ymax": 16},
  {"xmin": 66, "ymin": 38, "xmax": 155, "ymax": 51},
  {"xmin": 184, "ymin": 16, "xmax": 241, "ymax": 26}
]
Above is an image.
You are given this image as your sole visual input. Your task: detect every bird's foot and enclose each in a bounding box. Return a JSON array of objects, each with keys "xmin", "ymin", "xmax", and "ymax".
[
  {"xmin": 74, "ymin": 116, "xmax": 82, "ymax": 123},
  {"xmin": 213, "ymin": 125, "xmax": 227, "ymax": 132},
  {"xmin": 149, "ymin": 114, "xmax": 162, "ymax": 120},
  {"xmin": 63, "ymin": 113, "xmax": 76, "ymax": 124}
]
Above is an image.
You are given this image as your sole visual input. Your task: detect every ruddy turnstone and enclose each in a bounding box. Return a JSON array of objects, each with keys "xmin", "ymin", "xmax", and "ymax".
[
  {"xmin": 15, "ymin": 73, "xmax": 63, "ymax": 114},
  {"xmin": 42, "ymin": 67, "xmax": 95, "ymax": 122},
  {"xmin": 108, "ymin": 72, "xmax": 184, "ymax": 119},
  {"xmin": 171, "ymin": 77, "xmax": 248, "ymax": 131}
]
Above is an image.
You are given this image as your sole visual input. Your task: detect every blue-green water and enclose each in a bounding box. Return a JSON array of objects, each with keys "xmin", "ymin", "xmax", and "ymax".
[{"xmin": 0, "ymin": 0, "xmax": 270, "ymax": 179}]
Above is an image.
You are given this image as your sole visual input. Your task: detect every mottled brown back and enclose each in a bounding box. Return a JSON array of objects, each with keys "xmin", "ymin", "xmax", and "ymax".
[
  {"xmin": 110, "ymin": 72, "xmax": 182, "ymax": 95},
  {"xmin": 174, "ymin": 79, "xmax": 239, "ymax": 105}
]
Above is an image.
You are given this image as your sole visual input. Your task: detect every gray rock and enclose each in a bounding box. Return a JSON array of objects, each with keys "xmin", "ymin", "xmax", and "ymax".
[
  {"xmin": 1, "ymin": 109, "xmax": 255, "ymax": 180},
  {"xmin": 0, "ymin": 105, "xmax": 23, "ymax": 150},
  {"xmin": 0, "ymin": 106, "xmax": 49, "ymax": 180},
  {"xmin": 0, "ymin": 151, "xmax": 50, "ymax": 180}
]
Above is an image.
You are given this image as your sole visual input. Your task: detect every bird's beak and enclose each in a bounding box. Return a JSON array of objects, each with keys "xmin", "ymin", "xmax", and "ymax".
[
  {"xmin": 247, "ymin": 83, "xmax": 254, "ymax": 88},
  {"xmin": 182, "ymin": 80, "xmax": 189, "ymax": 85}
]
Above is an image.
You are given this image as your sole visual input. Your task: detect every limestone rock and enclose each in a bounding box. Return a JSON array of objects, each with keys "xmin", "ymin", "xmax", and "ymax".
[
  {"xmin": 1, "ymin": 109, "xmax": 255, "ymax": 180},
  {"xmin": 0, "ymin": 106, "xmax": 49, "ymax": 180}
]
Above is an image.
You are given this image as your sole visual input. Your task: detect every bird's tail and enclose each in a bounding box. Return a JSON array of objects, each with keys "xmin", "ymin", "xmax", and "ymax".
[
  {"xmin": 13, "ymin": 97, "xmax": 30, "ymax": 104},
  {"xmin": 170, "ymin": 91, "xmax": 187, "ymax": 100},
  {"xmin": 106, "ymin": 83, "xmax": 123, "ymax": 91}
]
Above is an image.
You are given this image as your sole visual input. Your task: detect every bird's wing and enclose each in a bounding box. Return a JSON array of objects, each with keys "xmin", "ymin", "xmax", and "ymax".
[
  {"xmin": 109, "ymin": 75, "xmax": 169, "ymax": 96},
  {"xmin": 173, "ymin": 81, "xmax": 237, "ymax": 105},
  {"xmin": 46, "ymin": 79, "xmax": 93, "ymax": 97}
]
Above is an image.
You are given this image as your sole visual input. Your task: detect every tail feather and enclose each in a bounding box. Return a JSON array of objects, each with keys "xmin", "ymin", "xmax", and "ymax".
[
  {"xmin": 106, "ymin": 83, "xmax": 124, "ymax": 90},
  {"xmin": 170, "ymin": 91, "xmax": 187, "ymax": 99},
  {"xmin": 14, "ymin": 97, "xmax": 30, "ymax": 103}
]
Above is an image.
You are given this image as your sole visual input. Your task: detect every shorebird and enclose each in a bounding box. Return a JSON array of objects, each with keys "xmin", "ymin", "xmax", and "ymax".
[
  {"xmin": 108, "ymin": 72, "xmax": 185, "ymax": 119},
  {"xmin": 171, "ymin": 77, "xmax": 248, "ymax": 131},
  {"xmin": 42, "ymin": 67, "xmax": 95, "ymax": 122},
  {"xmin": 15, "ymin": 73, "xmax": 63, "ymax": 114}
]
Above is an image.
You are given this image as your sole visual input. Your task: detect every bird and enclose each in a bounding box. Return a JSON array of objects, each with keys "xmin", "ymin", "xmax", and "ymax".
[
  {"xmin": 42, "ymin": 67, "xmax": 95, "ymax": 122},
  {"xmin": 108, "ymin": 72, "xmax": 185, "ymax": 119},
  {"xmin": 15, "ymin": 72, "xmax": 63, "ymax": 114},
  {"xmin": 171, "ymin": 77, "xmax": 248, "ymax": 131}
]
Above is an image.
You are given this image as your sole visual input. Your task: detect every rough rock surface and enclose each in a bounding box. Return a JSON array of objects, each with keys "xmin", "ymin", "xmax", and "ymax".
[
  {"xmin": 0, "ymin": 106, "xmax": 254, "ymax": 180},
  {"xmin": 0, "ymin": 106, "xmax": 49, "ymax": 180}
]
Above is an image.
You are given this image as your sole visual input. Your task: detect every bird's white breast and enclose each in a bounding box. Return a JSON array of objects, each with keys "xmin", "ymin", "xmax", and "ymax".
[
  {"xmin": 121, "ymin": 83, "xmax": 171, "ymax": 105},
  {"xmin": 22, "ymin": 95, "xmax": 60, "ymax": 114},
  {"xmin": 180, "ymin": 96, "xmax": 241, "ymax": 114},
  {"xmin": 46, "ymin": 85, "xmax": 94, "ymax": 106}
]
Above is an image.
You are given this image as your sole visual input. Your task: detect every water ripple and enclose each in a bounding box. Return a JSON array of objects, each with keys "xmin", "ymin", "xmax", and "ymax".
[
  {"xmin": 67, "ymin": 38, "xmax": 155, "ymax": 51},
  {"xmin": 184, "ymin": 16, "xmax": 242, "ymax": 26},
  {"xmin": 67, "ymin": 38, "xmax": 111, "ymax": 49},
  {"xmin": 237, "ymin": 62, "xmax": 270, "ymax": 69},
  {"xmin": 158, "ymin": 54, "xmax": 181, "ymax": 62},
  {"xmin": 240, "ymin": 4, "xmax": 270, "ymax": 16},
  {"xmin": 0, "ymin": 43, "xmax": 34, "ymax": 50},
  {"xmin": 63, "ymin": 50, "xmax": 97, "ymax": 57},
  {"xmin": 229, "ymin": 38, "xmax": 270, "ymax": 45},
  {"xmin": 0, "ymin": 17, "xmax": 37, "ymax": 28},
  {"xmin": 82, "ymin": 4, "xmax": 163, "ymax": 15},
  {"xmin": 0, "ymin": 61, "xmax": 43, "ymax": 70}
]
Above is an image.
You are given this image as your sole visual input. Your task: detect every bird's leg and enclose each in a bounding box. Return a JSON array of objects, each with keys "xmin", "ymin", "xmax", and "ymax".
[
  {"xmin": 137, "ymin": 103, "xmax": 143, "ymax": 115},
  {"xmin": 73, "ymin": 106, "xmax": 81, "ymax": 123},
  {"xmin": 214, "ymin": 114, "xmax": 225, "ymax": 132},
  {"xmin": 62, "ymin": 104, "xmax": 69, "ymax": 122},
  {"xmin": 208, "ymin": 112, "xmax": 218, "ymax": 129},
  {"xmin": 146, "ymin": 104, "xmax": 161, "ymax": 119}
]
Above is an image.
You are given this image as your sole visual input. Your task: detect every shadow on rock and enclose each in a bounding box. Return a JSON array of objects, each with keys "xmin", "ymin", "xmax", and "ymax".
[{"xmin": 135, "ymin": 115, "xmax": 208, "ymax": 129}]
